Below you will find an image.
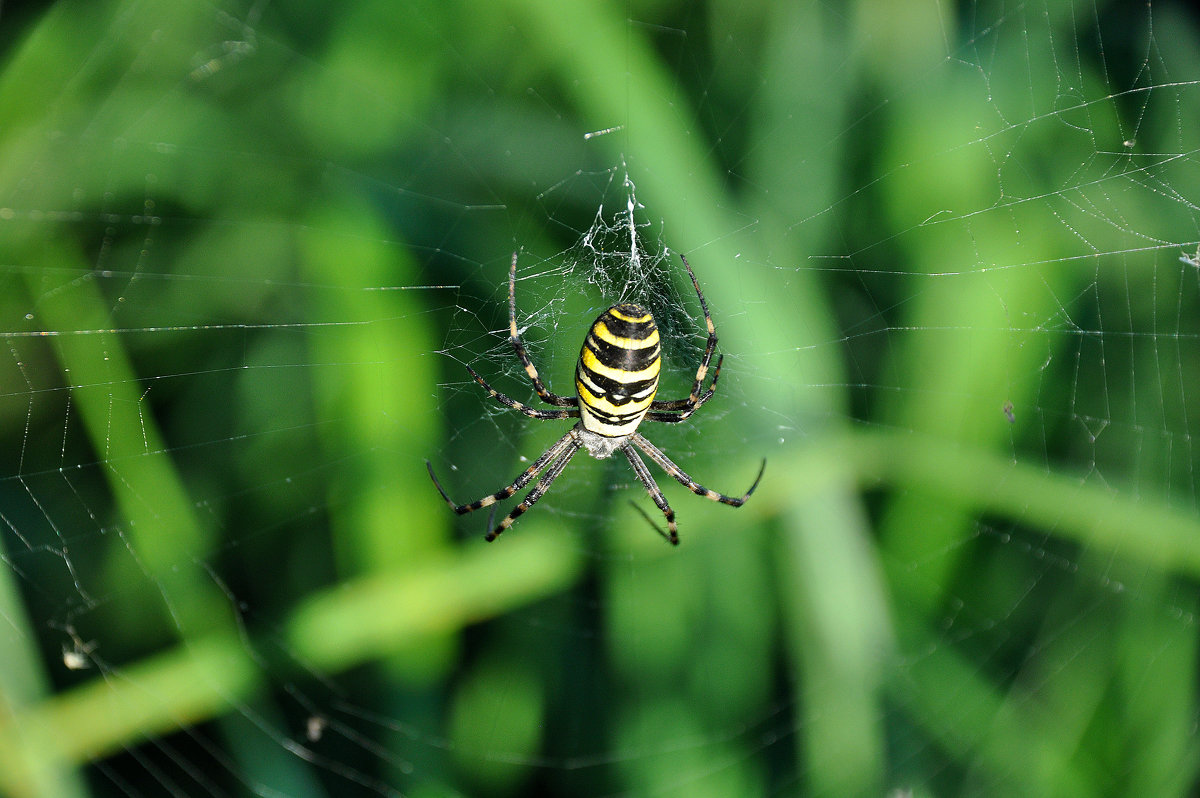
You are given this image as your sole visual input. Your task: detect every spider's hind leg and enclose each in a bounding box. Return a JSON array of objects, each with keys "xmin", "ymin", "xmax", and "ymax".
[
  {"xmin": 507, "ymin": 251, "xmax": 577, "ymax": 408},
  {"xmin": 463, "ymin": 363, "xmax": 579, "ymax": 421}
]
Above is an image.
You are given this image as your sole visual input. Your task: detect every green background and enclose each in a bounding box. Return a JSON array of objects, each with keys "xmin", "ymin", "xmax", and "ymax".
[{"xmin": 2, "ymin": 0, "xmax": 1200, "ymax": 796}]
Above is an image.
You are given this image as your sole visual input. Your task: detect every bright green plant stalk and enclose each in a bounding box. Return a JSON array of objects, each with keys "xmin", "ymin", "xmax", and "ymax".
[
  {"xmin": 0, "ymin": 565, "xmax": 90, "ymax": 798},
  {"xmin": 4, "ymin": 427, "xmax": 1195, "ymax": 790}
]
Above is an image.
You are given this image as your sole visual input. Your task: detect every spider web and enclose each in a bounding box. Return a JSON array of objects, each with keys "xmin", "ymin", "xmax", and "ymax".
[{"xmin": 2, "ymin": 1, "xmax": 1200, "ymax": 797}]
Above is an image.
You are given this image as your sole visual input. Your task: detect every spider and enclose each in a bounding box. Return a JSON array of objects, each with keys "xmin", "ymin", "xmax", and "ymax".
[{"xmin": 427, "ymin": 251, "xmax": 765, "ymax": 545}]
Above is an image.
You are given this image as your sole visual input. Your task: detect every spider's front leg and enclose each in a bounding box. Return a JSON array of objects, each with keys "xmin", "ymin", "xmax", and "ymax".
[
  {"xmin": 425, "ymin": 428, "xmax": 579, "ymax": 530},
  {"xmin": 483, "ymin": 436, "xmax": 582, "ymax": 541},
  {"xmin": 623, "ymin": 446, "xmax": 680, "ymax": 545}
]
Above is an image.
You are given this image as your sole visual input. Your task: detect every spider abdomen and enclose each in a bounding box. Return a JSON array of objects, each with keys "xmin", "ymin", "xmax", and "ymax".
[{"xmin": 575, "ymin": 303, "xmax": 661, "ymax": 438}]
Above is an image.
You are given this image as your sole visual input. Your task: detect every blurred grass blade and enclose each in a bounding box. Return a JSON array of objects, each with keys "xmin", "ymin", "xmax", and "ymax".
[
  {"xmin": 772, "ymin": 431, "xmax": 1200, "ymax": 577},
  {"xmin": 0, "ymin": 531, "xmax": 578, "ymax": 791}
]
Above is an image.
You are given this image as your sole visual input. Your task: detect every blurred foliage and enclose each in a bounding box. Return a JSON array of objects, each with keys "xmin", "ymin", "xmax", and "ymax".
[{"xmin": 2, "ymin": 0, "xmax": 1200, "ymax": 796}]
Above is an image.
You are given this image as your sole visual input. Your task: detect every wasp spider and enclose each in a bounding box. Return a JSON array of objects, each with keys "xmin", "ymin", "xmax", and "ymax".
[{"xmin": 427, "ymin": 252, "xmax": 765, "ymax": 545}]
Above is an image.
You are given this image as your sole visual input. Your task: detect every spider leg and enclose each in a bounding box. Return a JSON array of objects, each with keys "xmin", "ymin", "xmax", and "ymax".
[
  {"xmin": 630, "ymin": 433, "xmax": 765, "ymax": 507},
  {"xmin": 645, "ymin": 354, "xmax": 723, "ymax": 422},
  {"xmin": 426, "ymin": 428, "xmax": 578, "ymax": 515},
  {"xmin": 650, "ymin": 253, "xmax": 720, "ymax": 414},
  {"xmin": 623, "ymin": 446, "xmax": 679, "ymax": 545},
  {"xmin": 486, "ymin": 435, "xmax": 582, "ymax": 541},
  {"xmin": 463, "ymin": 362, "xmax": 579, "ymax": 421},
  {"xmin": 627, "ymin": 501, "xmax": 675, "ymax": 545},
  {"xmin": 508, "ymin": 251, "xmax": 577, "ymax": 408}
]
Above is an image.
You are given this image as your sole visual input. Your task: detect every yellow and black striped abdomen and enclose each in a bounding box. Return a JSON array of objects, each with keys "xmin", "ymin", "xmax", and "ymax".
[{"xmin": 576, "ymin": 304, "xmax": 661, "ymax": 437}]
